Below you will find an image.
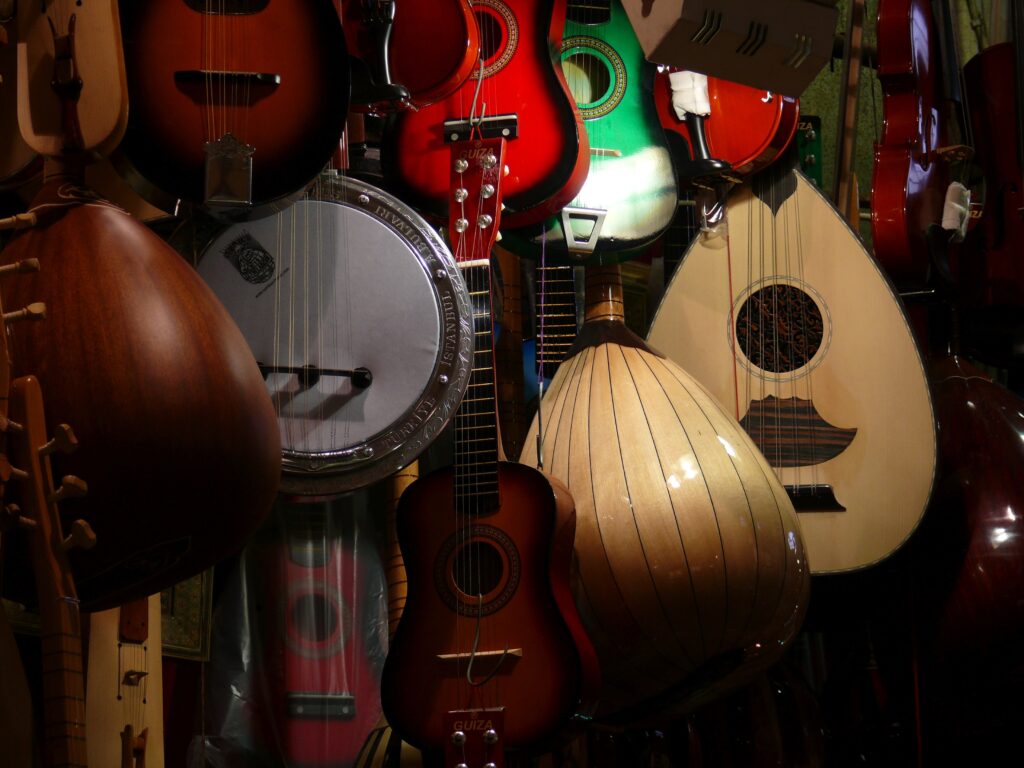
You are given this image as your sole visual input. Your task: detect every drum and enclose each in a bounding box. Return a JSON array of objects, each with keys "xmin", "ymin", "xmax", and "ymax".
[{"xmin": 197, "ymin": 174, "xmax": 471, "ymax": 495}]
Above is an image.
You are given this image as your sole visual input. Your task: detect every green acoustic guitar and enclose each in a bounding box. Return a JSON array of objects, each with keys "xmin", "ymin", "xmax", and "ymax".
[{"xmin": 505, "ymin": 0, "xmax": 677, "ymax": 264}]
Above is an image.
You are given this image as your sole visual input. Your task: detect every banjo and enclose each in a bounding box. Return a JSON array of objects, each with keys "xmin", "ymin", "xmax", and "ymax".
[{"xmin": 196, "ymin": 173, "xmax": 472, "ymax": 495}]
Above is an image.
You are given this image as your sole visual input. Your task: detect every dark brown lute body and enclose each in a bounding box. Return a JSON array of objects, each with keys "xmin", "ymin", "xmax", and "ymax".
[{"xmin": 2, "ymin": 170, "xmax": 282, "ymax": 610}]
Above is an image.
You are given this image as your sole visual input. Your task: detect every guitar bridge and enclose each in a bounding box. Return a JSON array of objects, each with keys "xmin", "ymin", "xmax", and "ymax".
[{"xmin": 443, "ymin": 114, "xmax": 519, "ymax": 142}]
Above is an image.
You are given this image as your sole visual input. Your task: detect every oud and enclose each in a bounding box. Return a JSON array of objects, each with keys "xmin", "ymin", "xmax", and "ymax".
[{"xmin": 649, "ymin": 165, "xmax": 937, "ymax": 573}]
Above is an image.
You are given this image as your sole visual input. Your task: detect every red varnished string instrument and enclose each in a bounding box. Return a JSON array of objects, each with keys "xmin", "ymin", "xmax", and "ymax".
[
  {"xmin": 342, "ymin": 0, "xmax": 480, "ymax": 109},
  {"xmin": 653, "ymin": 68, "xmax": 799, "ymax": 179},
  {"xmin": 381, "ymin": 0, "xmax": 589, "ymax": 229},
  {"xmin": 957, "ymin": 11, "xmax": 1024, "ymax": 363},
  {"xmin": 1, "ymin": 1, "xmax": 281, "ymax": 610},
  {"xmin": 115, "ymin": 0, "xmax": 350, "ymax": 212},
  {"xmin": 381, "ymin": 136, "xmax": 598, "ymax": 764},
  {"xmin": 870, "ymin": 0, "xmax": 950, "ymax": 285}
]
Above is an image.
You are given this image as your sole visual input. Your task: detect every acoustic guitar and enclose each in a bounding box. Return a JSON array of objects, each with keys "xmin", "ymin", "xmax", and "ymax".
[
  {"xmin": 381, "ymin": 136, "xmax": 599, "ymax": 763},
  {"xmin": 648, "ymin": 164, "xmax": 937, "ymax": 574},
  {"xmin": 503, "ymin": 0, "xmax": 676, "ymax": 260},
  {"xmin": 115, "ymin": 0, "xmax": 350, "ymax": 212},
  {"xmin": 381, "ymin": 0, "xmax": 589, "ymax": 229}
]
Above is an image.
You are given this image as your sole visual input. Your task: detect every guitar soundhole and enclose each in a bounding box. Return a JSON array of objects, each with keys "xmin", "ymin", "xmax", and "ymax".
[
  {"xmin": 560, "ymin": 37, "xmax": 626, "ymax": 119},
  {"xmin": 472, "ymin": 1, "xmax": 517, "ymax": 78},
  {"xmin": 292, "ymin": 594, "xmax": 338, "ymax": 642},
  {"xmin": 451, "ymin": 541, "xmax": 504, "ymax": 597},
  {"xmin": 563, "ymin": 52, "xmax": 611, "ymax": 107},
  {"xmin": 435, "ymin": 525, "xmax": 521, "ymax": 617},
  {"xmin": 735, "ymin": 284, "xmax": 824, "ymax": 373}
]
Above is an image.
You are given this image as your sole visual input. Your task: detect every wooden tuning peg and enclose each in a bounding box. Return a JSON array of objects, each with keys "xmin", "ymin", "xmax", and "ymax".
[
  {"xmin": 0, "ymin": 258, "xmax": 40, "ymax": 276},
  {"xmin": 49, "ymin": 474, "xmax": 88, "ymax": 505},
  {"xmin": 0, "ymin": 414, "xmax": 24, "ymax": 434},
  {"xmin": 40, "ymin": 424, "xmax": 78, "ymax": 456},
  {"xmin": 0, "ymin": 213, "xmax": 38, "ymax": 232},
  {"xmin": 62, "ymin": 518, "xmax": 96, "ymax": 551},
  {"xmin": 0, "ymin": 503, "xmax": 35, "ymax": 532},
  {"xmin": 3, "ymin": 302, "xmax": 46, "ymax": 324},
  {"xmin": 0, "ymin": 454, "xmax": 28, "ymax": 483}
]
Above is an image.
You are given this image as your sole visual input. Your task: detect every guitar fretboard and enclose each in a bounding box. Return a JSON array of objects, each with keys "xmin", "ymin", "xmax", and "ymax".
[
  {"xmin": 455, "ymin": 264, "xmax": 500, "ymax": 514},
  {"xmin": 535, "ymin": 265, "xmax": 579, "ymax": 381}
]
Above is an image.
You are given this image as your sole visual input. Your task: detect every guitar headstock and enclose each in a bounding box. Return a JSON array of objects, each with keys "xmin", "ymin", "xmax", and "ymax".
[{"xmin": 448, "ymin": 136, "xmax": 507, "ymax": 265}]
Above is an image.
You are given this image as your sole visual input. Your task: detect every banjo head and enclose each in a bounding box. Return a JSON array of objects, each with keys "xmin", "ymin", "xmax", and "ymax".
[{"xmin": 198, "ymin": 174, "xmax": 471, "ymax": 494}]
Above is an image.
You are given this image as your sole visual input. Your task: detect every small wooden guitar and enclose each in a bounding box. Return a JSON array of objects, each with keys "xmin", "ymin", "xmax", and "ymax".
[
  {"xmin": 648, "ymin": 163, "xmax": 937, "ymax": 574},
  {"xmin": 115, "ymin": 0, "xmax": 350, "ymax": 212},
  {"xmin": 381, "ymin": 136, "xmax": 598, "ymax": 762},
  {"xmin": 504, "ymin": 0, "xmax": 676, "ymax": 260},
  {"xmin": 381, "ymin": 0, "xmax": 589, "ymax": 229}
]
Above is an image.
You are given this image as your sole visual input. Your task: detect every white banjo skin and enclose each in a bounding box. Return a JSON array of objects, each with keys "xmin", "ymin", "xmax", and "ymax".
[{"xmin": 648, "ymin": 170, "xmax": 936, "ymax": 574}]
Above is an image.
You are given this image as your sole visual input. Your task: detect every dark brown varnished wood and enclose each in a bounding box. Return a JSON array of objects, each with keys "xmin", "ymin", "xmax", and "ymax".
[{"xmin": 1, "ymin": 170, "xmax": 281, "ymax": 611}]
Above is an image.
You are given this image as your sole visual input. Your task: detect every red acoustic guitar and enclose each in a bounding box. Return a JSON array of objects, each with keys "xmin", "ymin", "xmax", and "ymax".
[
  {"xmin": 115, "ymin": 0, "xmax": 350, "ymax": 213},
  {"xmin": 381, "ymin": 0, "xmax": 588, "ymax": 229},
  {"xmin": 342, "ymin": 0, "xmax": 480, "ymax": 110},
  {"xmin": 380, "ymin": 136, "xmax": 598, "ymax": 764},
  {"xmin": 653, "ymin": 68, "xmax": 799, "ymax": 179},
  {"xmin": 870, "ymin": 0, "xmax": 949, "ymax": 286}
]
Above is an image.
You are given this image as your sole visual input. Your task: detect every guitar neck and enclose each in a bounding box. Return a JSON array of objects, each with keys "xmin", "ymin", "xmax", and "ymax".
[
  {"xmin": 455, "ymin": 263, "xmax": 501, "ymax": 512},
  {"xmin": 40, "ymin": 596, "xmax": 88, "ymax": 767},
  {"xmin": 535, "ymin": 264, "xmax": 578, "ymax": 381},
  {"xmin": 566, "ymin": 0, "xmax": 611, "ymax": 24}
]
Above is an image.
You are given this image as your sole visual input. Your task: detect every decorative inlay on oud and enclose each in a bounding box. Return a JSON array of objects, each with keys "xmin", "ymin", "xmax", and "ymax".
[
  {"xmin": 739, "ymin": 395, "xmax": 857, "ymax": 468},
  {"xmin": 735, "ymin": 284, "xmax": 825, "ymax": 374}
]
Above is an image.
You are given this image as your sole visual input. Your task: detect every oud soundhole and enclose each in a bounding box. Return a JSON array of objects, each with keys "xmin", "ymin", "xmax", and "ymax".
[
  {"xmin": 735, "ymin": 284, "xmax": 824, "ymax": 373},
  {"xmin": 436, "ymin": 525, "xmax": 521, "ymax": 617},
  {"xmin": 451, "ymin": 541, "xmax": 505, "ymax": 597}
]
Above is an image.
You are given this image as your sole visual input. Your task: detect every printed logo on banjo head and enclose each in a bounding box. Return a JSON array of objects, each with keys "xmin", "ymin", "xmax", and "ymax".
[{"xmin": 223, "ymin": 231, "xmax": 275, "ymax": 284}]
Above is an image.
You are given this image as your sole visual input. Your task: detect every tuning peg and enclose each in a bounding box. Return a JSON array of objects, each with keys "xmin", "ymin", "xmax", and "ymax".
[
  {"xmin": 0, "ymin": 258, "xmax": 40, "ymax": 276},
  {"xmin": 41, "ymin": 424, "xmax": 78, "ymax": 457},
  {"xmin": 3, "ymin": 302, "xmax": 46, "ymax": 324},
  {"xmin": 0, "ymin": 454, "xmax": 28, "ymax": 483},
  {"xmin": 0, "ymin": 414, "xmax": 24, "ymax": 434},
  {"xmin": 0, "ymin": 213, "xmax": 38, "ymax": 232},
  {"xmin": 62, "ymin": 518, "xmax": 97, "ymax": 551},
  {"xmin": 49, "ymin": 475, "xmax": 88, "ymax": 505},
  {"xmin": 0, "ymin": 504, "xmax": 35, "ymax": 532}
]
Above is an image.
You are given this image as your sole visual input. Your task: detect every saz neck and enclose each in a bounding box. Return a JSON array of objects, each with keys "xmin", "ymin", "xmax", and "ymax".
[{"xmin": 536, "ymin": 265, "xmax": 579, "ymax": 380}]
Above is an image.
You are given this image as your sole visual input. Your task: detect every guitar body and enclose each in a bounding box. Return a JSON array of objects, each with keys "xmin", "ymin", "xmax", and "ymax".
[
  {"xmin": 381, "ymin": 0, "xmax": 588, "ymax": 228},
  {"xmin": 870, "ymin": 0, "xmax": 948, "ymax": 286},
  {"xmin": 343, "ymin": 0, "xmax": 479, "ymax": 108},
  {"xmin": 116, "ymin": 0, "xmax": 349, "ymax": 210},
  {"xmin": 648, "ymin": 170, "xmax": 936, "ymax": 574},
  {"xmin": 505, "ymin": 0, "xmax": 676, "ymax": 261},
  {"xmin": 381, "ymin": 462, "xmax": 589, "ymax": 752},
  {"xmin": 259, "ymin": 504, "xmax": 384, "ymax": 767},
  {"xmin": 85, "ymin": 596, "xmax": 165, "ymax": 768},
  {"xmin": 653, "ymin": 70, "xmax": 799, "ymax": 177}
]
